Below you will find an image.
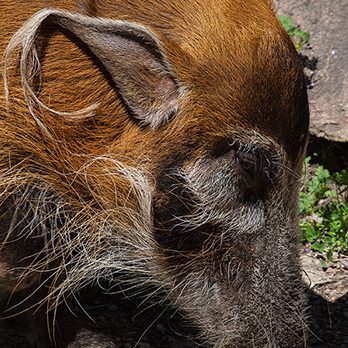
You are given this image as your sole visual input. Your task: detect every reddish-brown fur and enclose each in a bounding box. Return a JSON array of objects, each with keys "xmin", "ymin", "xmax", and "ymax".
[{"xmin": 0, "ymin": 0, "xmax": 309, "ymax": 347}]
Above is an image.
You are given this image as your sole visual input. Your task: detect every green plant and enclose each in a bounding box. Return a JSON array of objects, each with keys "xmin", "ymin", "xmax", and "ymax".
[
  {"xmin": 300, "ymin": 157, "xmax": 348, "ymax": 266},
  {"xmin": 278, "ymin": 15, "xmax": 310, "ymax": 52}
]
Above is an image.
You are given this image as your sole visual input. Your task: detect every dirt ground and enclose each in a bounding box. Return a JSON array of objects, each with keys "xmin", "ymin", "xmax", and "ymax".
[
  {"xmin": 276, "ymin": 0, "xmax": 348, "ymax": 142},
  {"xmin": 302, "ymin": 255, "xmax": 348, "ymax": 347}
]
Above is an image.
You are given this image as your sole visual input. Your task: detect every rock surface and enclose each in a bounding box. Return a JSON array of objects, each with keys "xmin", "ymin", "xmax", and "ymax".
[
  {"xmin": 276, "ymin": 0, "xmax": 348, "ymax": 142},
  {"xmin": 302, "ymin": 254, "xmax": 348, "ymax": 300},
  {"xmin": 302, "ymin": 254, "xmax": 348, "ymax": 348}
]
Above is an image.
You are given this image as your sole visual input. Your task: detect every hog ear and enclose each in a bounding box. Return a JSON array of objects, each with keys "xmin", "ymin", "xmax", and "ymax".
[
  {"xmin": 54, "ymin": 12, "xmax": 181, "ymax": 127},
  {"xmin": 8, "ymin": 9, "xmax": 181, "ymax": 128}
]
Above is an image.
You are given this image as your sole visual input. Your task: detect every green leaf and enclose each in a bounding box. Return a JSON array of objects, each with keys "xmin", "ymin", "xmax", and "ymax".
[
  {"xmin": 319, "ymin": 259, "xmax": 329, "ymax": 270},
  {"xmin": 300, "ymin": 156, "xmax": 348, "ymax": 261},
  {"xmin": 278, "ymin": 15, "xmax": 293, "ymax": 31},
  {"xmin": 311, "ymin": 241, "xmax": 325, "ymax": 253},
  {"xmin": 278, "ymin": 15, "xmax": 310, "ymax": 52}
]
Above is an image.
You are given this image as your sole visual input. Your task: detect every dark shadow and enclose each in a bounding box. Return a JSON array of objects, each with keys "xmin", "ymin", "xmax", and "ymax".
[
  {"xmin": 299, "ymin": 51, "xmax": 319, "ymax": 90},
  {"xmin": 0, "ymin": 285, "xmax": 196, "ymax": 348},
  {"xmin": 2, "ymin": 285, "xmax": 348, "ymax": 347},
  {"xmin": 307, "ymin": 135, "xmax": 348, "ymax": 172},
  {"xmin": 307, "ymin": 289, "xmax": 348, "ymax": 348}
]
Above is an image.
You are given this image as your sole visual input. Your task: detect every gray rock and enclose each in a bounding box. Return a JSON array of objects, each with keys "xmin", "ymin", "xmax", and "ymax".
[
  {"xmin": 340, "ymin": 258, "xmax": 348, "ymax": 270},
  {"xmin": 301, "ymin": 255, "xmax": 333, "ymax": 288},
  {"xmin": 276, "ymin": 0, "xmax": 348, "ymax": 142}
]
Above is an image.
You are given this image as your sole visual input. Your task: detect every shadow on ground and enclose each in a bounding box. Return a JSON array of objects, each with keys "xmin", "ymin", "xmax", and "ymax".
[
  {"xmin": 308, "ymin": 289, "xmax": 348, "ymax": 348},
  {"xmin": 0, "ymin": 285, "xmax": 348, "ymax": 347}
]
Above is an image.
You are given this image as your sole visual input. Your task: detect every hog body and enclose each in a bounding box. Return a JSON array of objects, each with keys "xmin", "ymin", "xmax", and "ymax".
[{"xmin": 0, "ymin": 0, "xmax": 309, "ymax": 347}]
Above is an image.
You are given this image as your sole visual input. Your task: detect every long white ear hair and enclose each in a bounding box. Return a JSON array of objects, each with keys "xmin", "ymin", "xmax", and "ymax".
[{"xmin": 3, "ymin": 8, "xmax": 182, "ymax": 134}]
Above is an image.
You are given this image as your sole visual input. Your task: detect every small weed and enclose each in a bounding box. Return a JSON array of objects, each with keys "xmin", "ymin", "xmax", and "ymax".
[
  {"xmin": 278, "ymin": 15, "xmax": 310, "ymax": 52},
  {"xmin": 300, "ymin": 156, "xmax": 348, "ymax": 264}
]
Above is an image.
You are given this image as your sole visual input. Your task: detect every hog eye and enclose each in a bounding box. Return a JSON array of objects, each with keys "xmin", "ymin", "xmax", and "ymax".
[
  {"xmin": 211, "ymin": 137, "xmax": 277, "ymax": 202},
  {"xmin": 235, "ymin": 150, "xmax": 260, "ymax": 188},
  {"xmin": 212, "ymin": 138, "xmax": 274, "ymax": 176},
  {"xmin": 236, "ymin": 152, "xmax": 255, "ymax": 173}
]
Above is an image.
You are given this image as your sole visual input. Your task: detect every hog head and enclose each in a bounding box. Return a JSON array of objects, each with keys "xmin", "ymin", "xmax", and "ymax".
[{"xmin": 0, "ymin": 0, "xmax": 309, "ymax": 347}]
